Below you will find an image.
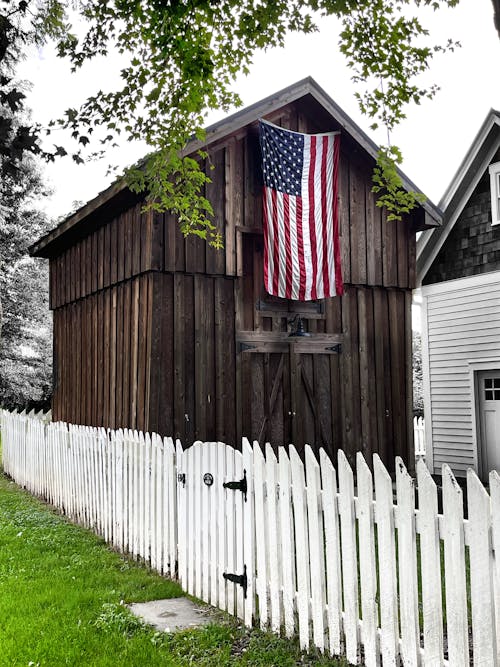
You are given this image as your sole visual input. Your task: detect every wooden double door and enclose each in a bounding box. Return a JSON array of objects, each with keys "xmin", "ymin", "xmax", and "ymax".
[{"xmin": 237, "ymin": 332, "xmax": 342, "ymax": 453}]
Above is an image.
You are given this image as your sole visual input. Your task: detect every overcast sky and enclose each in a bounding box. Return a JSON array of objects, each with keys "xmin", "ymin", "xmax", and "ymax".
[{"xmin": 18, "ymin": 0, "xmax": 500, "ymax": 220}]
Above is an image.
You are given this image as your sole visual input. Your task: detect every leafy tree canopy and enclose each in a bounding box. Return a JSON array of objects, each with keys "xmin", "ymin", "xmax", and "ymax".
[{"xmin": 2, "ymin": 0, "xmax": 464, "ymax": 241}]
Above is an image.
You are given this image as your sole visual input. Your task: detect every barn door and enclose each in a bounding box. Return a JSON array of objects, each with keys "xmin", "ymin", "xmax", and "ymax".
[
  {"xmin": 237, "ymin": 333, "xmax": 341, "ymax": 450},
  {"xmin": 176, "ymin": 440, "xmax": 254, "ymax": 623}
]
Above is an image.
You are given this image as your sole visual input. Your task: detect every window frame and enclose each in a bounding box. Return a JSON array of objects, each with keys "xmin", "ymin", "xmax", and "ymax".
[{"xmin": 488, "ymin": 161, "xmax": 500, "ymax": 225}]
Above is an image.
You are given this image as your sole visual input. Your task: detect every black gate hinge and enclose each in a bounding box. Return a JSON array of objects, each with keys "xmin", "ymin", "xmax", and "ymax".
[
  {"xmin": 223, "ymin": 469, "xmax": 247, "ymax": 501},
  {"xmin": 325, "ymin": 343, "xmax": 342, "ymax": 353},
  {"xmin": 223, "ymin": 564, "xmax": 248, "ymax": 598}
]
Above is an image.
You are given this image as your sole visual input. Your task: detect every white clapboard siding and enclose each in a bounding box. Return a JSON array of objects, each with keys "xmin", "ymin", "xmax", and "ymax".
[
  {"xmin": 6, "ymin": 410, "xmax": 500, "ymax": 667},
  {"xmin": 421, "ymin": 276, "xmax": 500, "ymax": 476}
]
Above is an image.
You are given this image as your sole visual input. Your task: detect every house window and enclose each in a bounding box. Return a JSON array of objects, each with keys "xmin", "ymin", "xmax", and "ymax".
[
  {"xmin": 489, "ymin": 161, "xmax": 500, "ymax": 225},
  {"xmin": 484, "ymin": 377, "xmax": 500, "ymax": 401}
]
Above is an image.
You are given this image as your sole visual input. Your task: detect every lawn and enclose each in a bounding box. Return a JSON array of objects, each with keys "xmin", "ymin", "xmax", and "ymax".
[{"xmin": 0, "ymin": 472, "xmax": 350, "ymax": 666}]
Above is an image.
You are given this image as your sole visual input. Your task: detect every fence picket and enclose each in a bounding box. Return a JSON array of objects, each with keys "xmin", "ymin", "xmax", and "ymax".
[
  {"xmin": 489, "ymin": 471, "xmax": 500, "ymax": 662},
  {"xmin": 416, "ymin": 458, "xmax": 444, "ymax": 664},
  {"xmin": 373, "ymin": 454, "xmax": 398, "ymax": 666},
  {"xmin": 234, "ymin": 448, "xmax": 245, "ymax": 620},
  {"xmin": 265, "ymin": 443, "xmax": 281, "ymax": 633},
  {"xmin": 320, "ymin": 448, "xmax": 342, "ymax": 656},
  {"xmin": 290, "ymin": 445, "xmax": 310, "ymax": 651},
  {"xmin": 208, "ymin": 443, "xmax": 218, "ymax": 606},
  {"xmin": 253, "ymin": 441, "xmax": 268, "ymax": 628},
  {"xmin": 305, "ymin": 445, "xmax": 326, "ymax": 652},
  {"xmin": 176, "ymin": 440, "xmax": 187, "ymax": 588},
  {"xmin": 225, "ymin": 443, "xmax": 236, "ymax": 616},
  {"xmin": 395, "ymin": 457, "xmax": 420, "ymax": 666},
  {"xmin": 278, "ymin": 446, "xmax": 295, "ymax": 639},
  {"xmin": 356, "ymin": 453, "xmax": 379, "ymax": 666},
  {"xmin": 242, "ymin": 438, "xmax": 255, "ymax": 627},
  {"xmin": 442, "ymin": 464, "xmax": 469, "ymax": 666},
  {"xmin": 468, "ymin": 469, "xmax": 497, "ymax": 666},
  {"xmin": 217, "ymin": 441, "xmax": 227, "ymax": 611},
  {"xmin": 337, "ymin": 450, "xmax": 359, "ymax": 664}
]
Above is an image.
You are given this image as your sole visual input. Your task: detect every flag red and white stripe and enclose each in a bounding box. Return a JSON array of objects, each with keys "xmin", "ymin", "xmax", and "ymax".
[{"xmin": 259, "ymin": 120, "xmax": 343, "ymax": 301}]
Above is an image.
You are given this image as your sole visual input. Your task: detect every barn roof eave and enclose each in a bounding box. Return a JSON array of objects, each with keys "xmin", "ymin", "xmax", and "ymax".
[
  {"xmin": 416, "ymin": 109, "xmax": 500, "ymax": 285},
  {"xmin": 31, "ymin": 76, "xmax": 440, "ymax": 259}
]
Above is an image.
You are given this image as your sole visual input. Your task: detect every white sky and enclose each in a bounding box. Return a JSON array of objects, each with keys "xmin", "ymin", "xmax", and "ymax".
[{"xmin": 18, "ymin": 0, "xmax": 500, "ymax": 221}]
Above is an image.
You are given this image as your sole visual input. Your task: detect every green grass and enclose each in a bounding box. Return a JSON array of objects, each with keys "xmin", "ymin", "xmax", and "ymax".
[{"xmin": 0, "ymin": 473, "xmax": 350, "ymax": 666}]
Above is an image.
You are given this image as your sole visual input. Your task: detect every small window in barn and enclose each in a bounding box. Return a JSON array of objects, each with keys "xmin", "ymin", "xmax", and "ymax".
[{"xmin": 488, "ymin": 162, "xmax": 500, "ymax": 225}]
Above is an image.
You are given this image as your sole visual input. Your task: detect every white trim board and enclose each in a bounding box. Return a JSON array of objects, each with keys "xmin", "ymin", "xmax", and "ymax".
[{"xmin": 421, "ymin": 269, "xmax": 500, "ymax": 297}]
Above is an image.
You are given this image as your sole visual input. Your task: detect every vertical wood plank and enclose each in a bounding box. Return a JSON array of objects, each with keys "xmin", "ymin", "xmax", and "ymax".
[
  {"xmin": 395, "ymin": 456, "xmax": 420, "ymax": 666},
  {"xmin": 442, "ymin": 464, "xmax": 469, "ymax": 667},
  {"xmin": 265, "ymin": 443, "xmax": 281, "ymax": 633},
  {"xmin": 468, "ymin": 469, "xmax": 497, "ymax": 666},
  {"xmin": 356, "ymin": 452, "xmax": 379, "ymax": 666},
  {"xmin": 490, "ymin": 471, "xmax": 500, "ymax": 662},
  {"xmin": 305, "ymin": 445, "xmax": 326, "ymax": 652},
  {"xmin": 416, "ymin": 458, "xmax": 443, "ymax": 664},
  {"xmin": 290, "ymin": 444, "xmax": 310, "ymax": 650},
  {"xmin": 253, "ymin": 441, "xmax": 268, "ymax": 627},
  {"xmin": 319, "ymin": 448, "xmax": 342, "ymax": 655},
  {"xmin": 242, "ymin": 438, "xmax": 255, "ymax": 627},
  {"xmin": 338, "ymin": 449, "xmax": 359, "ymax": 663}
]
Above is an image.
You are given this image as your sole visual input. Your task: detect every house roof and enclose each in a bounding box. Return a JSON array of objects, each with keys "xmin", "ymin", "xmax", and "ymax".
[
  {"xmin": 31, "ymin": 77, "xmax": 441, "ymax": 259},
  {"xmin": 417, "ymin": 109, "xmax": 500, "ymax": 285}
]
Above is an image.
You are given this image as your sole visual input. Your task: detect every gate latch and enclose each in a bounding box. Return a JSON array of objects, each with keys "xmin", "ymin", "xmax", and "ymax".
[
  {"xmin": 223, "ymin": 469, "xmax": 247, "ymax": 501},
  {"xmin": 223, "ymin": 564, "xmax": 247, "ymax": 598}
]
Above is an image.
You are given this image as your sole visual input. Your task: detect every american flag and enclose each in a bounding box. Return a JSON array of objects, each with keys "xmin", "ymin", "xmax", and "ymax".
[{"xmin": 259, "ymin": 120, "xmax": 343, "ymax": 301}]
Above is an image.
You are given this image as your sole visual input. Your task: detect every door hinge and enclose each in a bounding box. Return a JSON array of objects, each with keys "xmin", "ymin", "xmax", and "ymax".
[
  {"xmin": 223, "ymin": 564, "xmax": 248, "ymax": 598},
  {"xmin": 223, "ymin": 469, "xmax": 247, "ymax": 501},
  {"xmin": 325, "ymin": 344, "xmax": 342, "ymax": 353}
]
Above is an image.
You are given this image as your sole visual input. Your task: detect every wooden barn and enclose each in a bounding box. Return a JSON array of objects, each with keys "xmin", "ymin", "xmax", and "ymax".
[{"xmin": 31, "ymin": 78, "xmax": 440, "ymax": 469}]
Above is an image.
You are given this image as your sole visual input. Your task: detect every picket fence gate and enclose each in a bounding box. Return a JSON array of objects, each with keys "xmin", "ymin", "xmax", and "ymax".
[{"xmin": 2, "ymin": 409, "xmax": 500, "ymax": 666}]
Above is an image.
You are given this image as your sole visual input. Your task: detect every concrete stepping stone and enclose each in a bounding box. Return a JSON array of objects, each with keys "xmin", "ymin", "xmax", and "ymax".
[{"xmin": 128, "ymin": 597, "xmax": 215, "ymax": 632}]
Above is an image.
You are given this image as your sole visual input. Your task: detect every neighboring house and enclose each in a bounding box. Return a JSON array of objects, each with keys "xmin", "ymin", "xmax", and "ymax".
[
  {"xmin": 31, "ymin": 77, "xmax": 440, "ymax": 470},
  {"xmin": 417, "ymin": 109, "xmax": 500, "ymax": 480}
]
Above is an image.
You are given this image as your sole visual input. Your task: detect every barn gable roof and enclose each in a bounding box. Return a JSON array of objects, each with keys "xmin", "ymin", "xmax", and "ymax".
[
  {"xmin": 31, "ymin": 77, "xmax": 441, "ymax": 259},
  {"xmin": 417, "ymin": 109, "xmax": 500, "ymax": 285}
]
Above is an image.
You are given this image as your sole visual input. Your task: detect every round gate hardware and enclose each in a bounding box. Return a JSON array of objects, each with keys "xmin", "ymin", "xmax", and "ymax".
[{"xmin": 203, "ymin": 473, "xmax": 214, "ymax": 486}]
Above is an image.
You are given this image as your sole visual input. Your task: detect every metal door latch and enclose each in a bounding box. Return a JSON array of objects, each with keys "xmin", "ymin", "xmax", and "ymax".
[
  {"xmin": 177, "ymin": 473, "xmax": 186, "ymax": 486},
  {"xmin": 223, "ymin": 564, "xmax": 248, "ymax": 598},
  {"xmin": 223, "ymin": 469, "xmax": 247, "ymax": 501}
]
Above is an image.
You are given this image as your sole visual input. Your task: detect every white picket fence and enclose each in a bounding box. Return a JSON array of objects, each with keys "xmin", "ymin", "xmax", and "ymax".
[{"xmin": 2, "ymin": 409, "xmax": 499, "ymax": 666}]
